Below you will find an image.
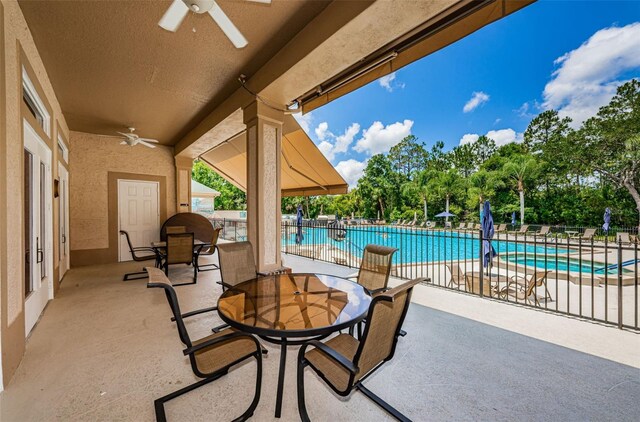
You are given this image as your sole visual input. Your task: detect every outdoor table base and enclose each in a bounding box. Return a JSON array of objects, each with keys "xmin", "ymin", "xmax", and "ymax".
[{"xmin": 217, "ymin": 273, "xmax": 372, "ymax": 418}]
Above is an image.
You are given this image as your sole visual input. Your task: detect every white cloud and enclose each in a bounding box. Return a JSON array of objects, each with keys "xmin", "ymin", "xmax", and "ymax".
[
  {"xmin": 335, "ymin": 159, "xmax": 367, "ymax": 188},
  {"xmin": 463, "ymin": 91, "xmax": 490, "ymax": 113},
  {"xmin": 294, "ymin": 111, "xmax": 313, "ymax": 133},
  {"xmin": 486, "ymin": 129, "xmax": 523, "ymax": 146},
  {"xmin": 378, "ymin": 72, "xmax": 404, "ymax": 92},
  {"xmin": 315, "ymin": 122, "xmax": 329, "ymax": 141},
  {"xmin": 459, "ymin": 128, "xmax": 523, "ymax": 147},
  {"xmin": 459, "ymin": 134, "xmax": 479, "ymax": 145},
  {"xmin": 543, "ymin": 22, "xmax": 640, "ymax": 126},
  {"xmin": 494, "ymin": 118, "xmax": 502, "ymax": 125},
  {"xmin": 353, "ymin": 120, "xmax": 414, "ymax": 155},
  {"xmin": 314, "ymin": 122, "xmax": 361, "ymax": 161}
]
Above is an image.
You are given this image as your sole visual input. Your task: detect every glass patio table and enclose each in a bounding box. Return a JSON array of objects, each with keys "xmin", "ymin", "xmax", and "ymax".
[{"xmin": 217, "ymin": 273, "xmax": 372, "ymax": 418}]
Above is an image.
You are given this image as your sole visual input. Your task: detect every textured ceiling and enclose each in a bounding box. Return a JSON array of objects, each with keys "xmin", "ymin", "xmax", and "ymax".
[{"xmin": 18, "ymin": 0, "xmax": 330, "ymax": 144}]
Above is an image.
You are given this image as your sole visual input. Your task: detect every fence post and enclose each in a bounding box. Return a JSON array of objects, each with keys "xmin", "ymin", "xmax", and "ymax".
[
  {"xmin": 618, "ymin": 237, "xmax": 623, "ymax": 329},
  {"xmin": 479, "ymin": 228, "xmax": 484, "ymax": 298}
]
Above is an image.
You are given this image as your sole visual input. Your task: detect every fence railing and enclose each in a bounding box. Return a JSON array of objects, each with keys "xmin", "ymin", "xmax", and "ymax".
[{"xmin": 279, "ymin": 220, "xmax": 639, "ymax": 331}]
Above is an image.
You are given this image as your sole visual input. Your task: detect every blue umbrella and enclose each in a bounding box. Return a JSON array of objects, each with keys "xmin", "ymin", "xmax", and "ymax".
[
  {"xmin": 511, "ymin": 211, "xmax": 516, "ymax": 226},
  {"xmin": 602, "ymin": 207, "xmax": 611, "ymax": 233},
  {"xmin": 295, "ymin": 204, "xmax": 304, "ymax": 244},
  {"xmin": 482, "ymin": 201, "xmax": 497, "ymax": 270},
  {"xmin": 434, "ymin": 211, "xmax": 456, "ymax": 218}
]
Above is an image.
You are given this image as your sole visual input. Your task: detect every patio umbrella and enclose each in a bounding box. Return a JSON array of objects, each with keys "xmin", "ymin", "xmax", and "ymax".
[
  {"xmin": 511, "ymin": 211, "xmax": 516, "ymax": 226},
  {"xmin": 434, "ymin": 211, "xmax": 455, "ymax": 218},
  {"xmin": 295, "ymin": 204, "xmax": 304, "ymax": 244},
  {"xmin": 602, "ymin": 207, "xmax": 611, "ymax": 233},
  {"xmin": 482, "ymin": 200, "xmax": 497, "ymax": 271}
]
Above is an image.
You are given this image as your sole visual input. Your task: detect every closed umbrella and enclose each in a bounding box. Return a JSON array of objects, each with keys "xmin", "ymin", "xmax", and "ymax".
[
  {"xmin": 511, "ymin": 211, "xmax": 516, "ymax": 227},
  {"xmin": 295, "ymin": 204, "xmax": 304, "ymax": 244},
  {"xmin": 602, "ymin": 207, "xmax": 611, "ymax": 233},
  {"xmin": 482, "ymin": 201, "xmax": 497, "ymax": 271}
]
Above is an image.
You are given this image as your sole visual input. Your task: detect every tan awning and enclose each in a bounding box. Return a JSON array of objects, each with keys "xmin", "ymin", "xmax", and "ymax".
[
  {"xmin": 199, "ymin": 115, "xmax": 348, "ymax": 197},
  {"xmin": 300, "ymin": 0, "xmax": 535, "ymax": 113}
]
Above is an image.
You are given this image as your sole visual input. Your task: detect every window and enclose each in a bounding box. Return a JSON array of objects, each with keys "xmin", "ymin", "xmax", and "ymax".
[
  {"xmin": 57, "ymin": 135, "xmax": 68, "ymax": 163},
  {"xmin": 22, "ymin": 66, "xmax": 51, "ymax": 136}
]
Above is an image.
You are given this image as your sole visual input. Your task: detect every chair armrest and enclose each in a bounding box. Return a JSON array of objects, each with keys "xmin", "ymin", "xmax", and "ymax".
[
  {"xmin": 183, "ymin": 331, "xmax": 260, "ymax": 356},
  {"xmin": 171, "ymin": 306, "xmax": 218, "ymax": 322},
  {"xmin": 132, "ymin": 247, "xmax": 156, "ymax": 253},
  {"xmin": 305, "ymin": 340, "xmax": 359, "ymax": 374}
]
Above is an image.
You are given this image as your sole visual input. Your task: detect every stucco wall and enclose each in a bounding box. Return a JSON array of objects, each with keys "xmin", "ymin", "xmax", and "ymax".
[
  {"xmin": 1, "ymin": 0, "xmax": 70, "ymax": 387},
  {"xmin": 69, "ymin": 131, "xmax": 176, "ymax": 257}
]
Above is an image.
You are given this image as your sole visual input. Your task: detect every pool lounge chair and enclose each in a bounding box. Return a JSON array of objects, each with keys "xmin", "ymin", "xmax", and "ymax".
[
  {"xmin": 499, "ymin": 271, "xmax": 553, "ymax": 306},
  {"xmin": 445, "ymin": 264, "xmax": 469, "ymax": 289},
  {"xmin": 616, "ymin": 232, "xmax": 638, "ymax": 245},
  {"xmin": 509, "ymin": 224, "xmax": 529, "ymax": 235},
  {"xmin": 495, "ymin": 224, "xmax": 507, "ymax": 233},
  {"xmin": 456, "ymin": 223, "xmax": 465, "ymax": 230},
  {"xmin": 570, "ymin": 228, "xmax": 596, "ymax": 241},
  {"xmin": 534, "ymin": 226, "xmax": 551, "ymax": 237}
]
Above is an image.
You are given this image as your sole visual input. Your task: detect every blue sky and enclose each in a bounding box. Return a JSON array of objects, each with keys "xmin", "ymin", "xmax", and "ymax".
[{"xmin": 295, "ymin": 0, "xmax": 640, "ymax": 187}]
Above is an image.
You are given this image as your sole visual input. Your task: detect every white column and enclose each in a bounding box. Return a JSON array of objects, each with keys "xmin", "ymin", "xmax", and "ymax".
[{"xmin": 243, "ymin": 101, "xmax": 283, "ymax": 272}]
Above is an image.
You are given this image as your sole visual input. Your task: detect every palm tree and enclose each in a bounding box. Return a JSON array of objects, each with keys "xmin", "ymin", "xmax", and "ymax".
[
  {"xmin": 429, "ymin": 170, "xmax": 464, "ymax": 222},
  {"xmin": 503, "ymin": 155, "xmax": 538, "ymax": 225},
  {"xmin": 468, "ymin": 170, "xmax": 504, "ymax": 218}
]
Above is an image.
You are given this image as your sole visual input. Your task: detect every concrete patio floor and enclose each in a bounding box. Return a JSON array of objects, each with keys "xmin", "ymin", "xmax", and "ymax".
[{"xmin": 1, "ymin": 254, "xmax": 638, "ymax": 421}]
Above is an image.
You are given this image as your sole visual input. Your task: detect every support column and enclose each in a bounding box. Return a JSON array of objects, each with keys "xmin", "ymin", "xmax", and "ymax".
[
  {"xmin": 175, "ymin": 157, "xmax": 193, "ymax": 213},
  {"xmin": 243, "ymin": 101, "xmax": 283, "ymax": 272}
]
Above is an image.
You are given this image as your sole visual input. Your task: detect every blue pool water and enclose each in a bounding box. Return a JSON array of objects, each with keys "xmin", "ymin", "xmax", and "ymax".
[
  {"xmin": 505, "ymin": 256, "xmax": 632, "ymax": 275},
  {"xmin": 282, "ymin": 225, "xmax": 569, "ymax": 265}
]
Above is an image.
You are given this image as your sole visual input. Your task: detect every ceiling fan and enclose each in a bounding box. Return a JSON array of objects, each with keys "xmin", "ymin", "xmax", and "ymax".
[
  {"xmin": 158, "ymin": 0, "xmax": 271, "ymax": 48},
  {"xmin": 118, "ymin": 128, "xmax": 159, "ymax": 149}
]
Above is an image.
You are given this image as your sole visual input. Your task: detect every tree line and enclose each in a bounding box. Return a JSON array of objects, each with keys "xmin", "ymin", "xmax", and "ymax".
[{"xmin": 196, "ymin": 80, "xmax": 640, "ymax": 231}]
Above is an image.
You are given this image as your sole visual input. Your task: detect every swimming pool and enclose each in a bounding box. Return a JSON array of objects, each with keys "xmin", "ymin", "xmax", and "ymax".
[
  {"xmin": 504, "ymin": 256, "xmax": 633, "ymax": 275},
  {"xmin": 282, "ymin": 225, "xmax": 569, "ymax": 265}
]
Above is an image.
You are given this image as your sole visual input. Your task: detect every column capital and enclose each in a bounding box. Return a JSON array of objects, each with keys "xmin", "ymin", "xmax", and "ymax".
[
  {"xmin": 174, "ymin": 156, "xmax": 194, "ymax": 168},
  {"xmin": 243, "ymin": 100, "xmax": 285, "ymax": 126}
]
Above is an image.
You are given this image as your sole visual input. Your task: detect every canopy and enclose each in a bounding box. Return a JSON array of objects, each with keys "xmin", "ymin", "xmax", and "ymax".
[
  {"xmin": 191, "ymin": 179, "xmax": 220, "ymax": 198},
  {"xmin": 199, "ymin": 115, "xmax": 348, "ymax": 197}
]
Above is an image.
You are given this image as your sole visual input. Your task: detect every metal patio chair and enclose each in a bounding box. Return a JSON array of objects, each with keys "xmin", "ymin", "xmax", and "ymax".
[
  {"xmin": 297, "ymin": 278, "xmax": 424, "ymax": 422},
  {"xmin": 158, "ymin": 232, "xmax": 199, "ymax": 286},
  {"xmin": 499, "ymin": 270, "xmax": 553, "ymax": 305},
  {"xmin": 146, "ymin": 267, "xmax": 262, "ymax": 422},
  {"xmin": 196, "ymin": 227, "xmax": 222, "ymax": 272},
  {"xmin": 119, "ymin": 230, "xmax": 158, "ymax": 281}
]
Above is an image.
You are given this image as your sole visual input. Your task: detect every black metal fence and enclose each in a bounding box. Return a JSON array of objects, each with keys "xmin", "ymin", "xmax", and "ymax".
[
  {"xmin": 278, "ymin": 220, "xmax": 639, "ymax": 331},
  {"xmin": 208, "ymin": 217, "xmax": 639, "ymax": 330}
]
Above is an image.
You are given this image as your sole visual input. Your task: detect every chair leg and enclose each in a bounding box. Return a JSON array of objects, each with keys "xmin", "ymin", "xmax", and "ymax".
[
  {"xmin": 154, "ymin": 373, "xmax": 225, "ymax": 422},
  {"xmin": 355, "ymin": 382, "xmax": 411, "ymax": 422},
  {"xmin": 123, "ymin": 270, "xmax": 149, "ymax": 281},
  {"xmin": 297, "ymin": 354, "xmax": 311, "ymax": 422},
  {"xmin": 231, "ymin": 352, "xmax": 262, "ymax": 422}
]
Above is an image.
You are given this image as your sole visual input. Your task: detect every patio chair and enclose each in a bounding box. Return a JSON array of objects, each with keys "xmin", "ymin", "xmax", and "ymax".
[
  {"xmin": 457, "ymin": 223, "xmax": 465, "ymax": 230},
  {"xmin": 509, "ymin": 224, "xmax": 529, "ymax": 235},
  {"xmin": 616, "ymin": 232, "xmax": 637, "ymax": 245},
  {"xmin": 534, "ymin": 226, "xmax": 551, "ymax": 237},
  {"xmin": 570, "ymin": 228, "xmax": 596, "ymax": 242},
  {"xmin": 498, "ymin": 271, "xmax": 553, "ymax": 306},
  {"xmin": 119, "ymin": 230, "xmax": 157, "ymax": 281},
  {"xmin": 146, "ymin": 267, "xmax": 262, "ymax": 422},
  {"xmin": 297, "ymin": 278, "xmax": 424, "ymax": 422},
  {"xmin": 195, "ymin": 227, "xmax": 222, "ymax": 272},
  {"xmin": 217, "ymin": 241, "xmax": 262, "ymax": 290},
  {"xmin": 347, "ymin": 244, "xmax": 399, "ymax": 338},
  {"xmin": 495, "ymin": 223, "xmax": 507, "ymax": 233},
  {"xmin": 445, "ymin": 263, "xmax": 468, "ymax": 289},
  {"xmin": 165, "ymin": 226, "xmax": 186, "ymax": 234},
  {"xmin": 158, "ymin": 232, "xmax": 199, "ymax": 286}
]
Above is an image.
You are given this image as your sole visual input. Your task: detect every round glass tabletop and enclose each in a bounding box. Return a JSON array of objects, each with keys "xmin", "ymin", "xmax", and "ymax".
[{"xmin": 217, "ymin": 273, "xmax": 372, "ymax": 338}]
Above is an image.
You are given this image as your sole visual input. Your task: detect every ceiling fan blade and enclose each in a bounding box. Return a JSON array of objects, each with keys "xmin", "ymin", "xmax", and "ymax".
[
  {"xmin": 208, "ymin": 1, "xmax": 248, "ymax": 48},
  {"xmin": 139, "ymin": 140, "xmax": 157, "ymax": 149},
  {"xmin": 159, "ymin": 0, "xmax": 190, "ymax": 32},
  {"xmin": 138, "ymin": 138, "xmax": 159, "ymax": 143},
  {"xmin": 246, "ymin": 0, "xmax": 271, "ymax": 3},
  {"xmin": 117, "ymin": 131, "xmax": 133, "ymax": 137},
  {"xmin": 120, "ymin": 141, "xmax": 128, "ymax": 145}
]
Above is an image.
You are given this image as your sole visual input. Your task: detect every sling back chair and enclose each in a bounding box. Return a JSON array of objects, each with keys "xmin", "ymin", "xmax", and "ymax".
[
  {"xmin": 499, "ymin": 270, "xmax": 553, "ymax": 305},
  {"xmin": 119, "ymin": 230, "xmax": 158, "ymax": 281},
  {"xmin": 158, "ymin": 233, "xmax": 199, "ymax": 286},
  {"xmin": 146, "ymin": 267, "xmax": 262, "ymax": 422},
  {"xmin": 297, "ymin": 278, "xmax": 424, "ymax": 422},
  {"xmin": 195, "ymin": 227, "xmax": 222, "ymax": 272}
]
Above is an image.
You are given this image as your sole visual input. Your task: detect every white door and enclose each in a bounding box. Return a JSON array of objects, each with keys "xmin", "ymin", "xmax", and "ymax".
[
  {"xmin": 58, "ymin": 164, "xmax": 69, "ymax": 280},
  {"xmin": 23, "ymin": 120, "xmax": 53, "ymax": 336},
  {"xmin": 118, "ymin": 180, "xmax": 160, "ymax": 261}
]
